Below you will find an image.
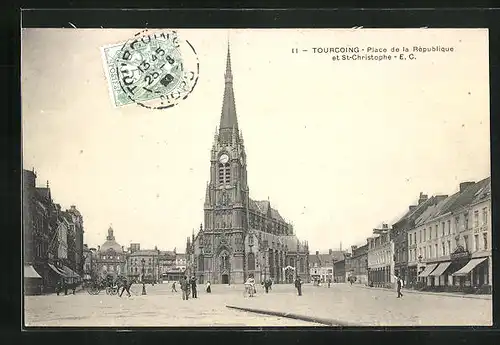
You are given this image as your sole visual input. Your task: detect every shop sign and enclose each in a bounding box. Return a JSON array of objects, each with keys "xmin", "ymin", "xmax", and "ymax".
[{"xmin": 450, "ymin": 245, "xmax": 470, "ymax": 261}]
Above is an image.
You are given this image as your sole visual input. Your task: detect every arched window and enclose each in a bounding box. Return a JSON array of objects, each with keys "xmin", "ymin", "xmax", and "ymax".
[
  {"xmin": 289, "ymin": 258, "xmax": 294, "ymax": 267},
  {"xmin": 300, "ymin": 257, "xmax": 305, "ymax": 272},
  {"xmin": 247, "ymin": 252, "xmax": 255, "ymax": 270}
]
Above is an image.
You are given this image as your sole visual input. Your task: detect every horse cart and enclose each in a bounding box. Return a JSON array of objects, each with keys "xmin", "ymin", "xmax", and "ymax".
[{"xmin": 86, "ymin": 276, "xmax": 124, "ymax": 295}]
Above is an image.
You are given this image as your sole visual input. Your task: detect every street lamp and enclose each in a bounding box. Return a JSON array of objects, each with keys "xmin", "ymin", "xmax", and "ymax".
[{"xmin": 141, "ymin": 258, "xmax": 146, "ymax": 295}]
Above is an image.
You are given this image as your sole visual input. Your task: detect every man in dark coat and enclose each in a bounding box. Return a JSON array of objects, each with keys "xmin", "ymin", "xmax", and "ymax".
[
  {"xmin": 294, "ymin": 276, "xmax": 303, "ymax": 296},
  {"xmin": 190, "ymin": 276, "xmax": 198, "ymax": 298},
  {"xmin": 180, "ymin": 276, "xmax": 189, "ymax": 300},
  {"xmin": 264, "ymin": 278, "xmax": 271, "ymax": 293},
  {"xmin": 119, "ymin": 278, "xmax": 132, "ymax": 297}
]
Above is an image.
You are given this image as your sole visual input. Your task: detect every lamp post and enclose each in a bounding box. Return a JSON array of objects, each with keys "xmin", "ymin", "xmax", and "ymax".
[{"xmin": 141, "ymin": 258, "xmax": 146, "ymax": 295}]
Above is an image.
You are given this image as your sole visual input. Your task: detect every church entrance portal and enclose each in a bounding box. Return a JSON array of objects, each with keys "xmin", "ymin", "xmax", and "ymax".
[{"xmin": 221, "ymin": 274, "xmax": 229, "ymax": 284}]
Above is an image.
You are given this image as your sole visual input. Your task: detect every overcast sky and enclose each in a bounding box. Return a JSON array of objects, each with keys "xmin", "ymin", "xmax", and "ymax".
[{"xmin": 21, "ymin": 28, "xmax": 490, "ymax": 253}]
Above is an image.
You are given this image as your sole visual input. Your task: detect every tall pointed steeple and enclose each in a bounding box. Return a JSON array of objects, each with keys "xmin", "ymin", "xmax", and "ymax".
[{"xmin": 219, "ymin": 41, "xmax": 239, "ymax": 143}]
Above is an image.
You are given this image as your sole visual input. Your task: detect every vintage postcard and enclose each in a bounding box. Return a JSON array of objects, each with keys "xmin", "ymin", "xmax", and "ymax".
[{"xmin": 22, "ymin": 28, "xmax": 491, "ymax": 327}]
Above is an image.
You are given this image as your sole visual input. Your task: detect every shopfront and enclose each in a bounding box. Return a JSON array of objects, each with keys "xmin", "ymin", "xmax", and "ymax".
[
  {"xmin": 448, "ymin": 245, "xmax": 472, "ymax": 292},
  {"xmin": 428, "ymin": 261, "xmax": 451, "ymax": 290},
  {"xmin": 417, "ymin": 263, "xmax": 438, "ymax": 287}
]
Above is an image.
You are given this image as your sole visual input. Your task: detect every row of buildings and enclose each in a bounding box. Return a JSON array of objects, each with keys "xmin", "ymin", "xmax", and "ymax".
[
  {"xmin": 23, "ymin": 169, "xmax": 85, "ymax": 294},
  {"xmin": 83, "ymin": 226, "xmax": 188, "ymax": 283},
  {"xmin": 309, "ymin": 177, "xmax": 492, "ymax": 294},
  {"xmin": 23, "ymin": 168, "xmax": 190, "ymax": 295}
]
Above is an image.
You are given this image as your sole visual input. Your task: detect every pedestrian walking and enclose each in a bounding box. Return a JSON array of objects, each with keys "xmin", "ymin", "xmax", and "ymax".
[
  {"xmin": 190, "ymin": 276, "xmax": 198, "ymax": 298},
  {"xmin": 397, "ymin": 277, "xmax": 403, "ymax": 298},
  {"xmin": 327, "ymin": 277, "xmax": 331, "ymax": 288},
  {"xmin": 206, "ymin": 281, "xmax": 211, "ymax": 293},
  {"xmin": 180, "ymin": 276, "xmax": 189, "ymax": 301},
  {"xmin": 119, "ymin": 278, "xmax": 132, "ymax": 297},
  {"xmin": 63, "ymin": 280, "xmax": 68, "ymax": 295},
  {"xmin": 171, "ymin": 281, "xmax": 177, "ymax": 292},
  {"xmin": 264, "ymin": 278, "xmax": 271, "ymax": 293},
  {"xmin": 294, "ymin": 276, "xmax": 303, "ymax": 296}
]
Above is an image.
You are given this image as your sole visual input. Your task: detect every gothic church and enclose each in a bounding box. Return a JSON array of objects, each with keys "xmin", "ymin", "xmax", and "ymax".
[{"xmin": 186, "ymin": 44, "xmax": 309, "ymax": 284}]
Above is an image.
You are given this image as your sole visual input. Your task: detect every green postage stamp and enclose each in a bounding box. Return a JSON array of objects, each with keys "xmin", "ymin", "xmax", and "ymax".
[{"xmin": 101, "ymin": 30, "xmax": 199, "ymax": 110}]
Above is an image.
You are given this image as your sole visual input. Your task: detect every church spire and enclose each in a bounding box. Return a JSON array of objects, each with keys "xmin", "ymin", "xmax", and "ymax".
[{"xmin": 219, "ymin": 41, "xmax": 239, "ymax": 140}]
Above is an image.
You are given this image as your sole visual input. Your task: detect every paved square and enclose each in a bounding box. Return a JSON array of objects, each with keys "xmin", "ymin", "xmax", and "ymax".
[{"xmin": 24, "ymin": 283, "xmax": 492, "ymax": 327}]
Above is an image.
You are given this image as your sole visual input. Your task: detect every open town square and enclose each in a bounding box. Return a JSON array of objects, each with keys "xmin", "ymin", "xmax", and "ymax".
[
  {"xmin": 24, "ymin": 281, "xmax": 491, "ymax": 327},
  {"xmin": 22, "ymin": 29, "xmax": 492, "ymax": 328}
]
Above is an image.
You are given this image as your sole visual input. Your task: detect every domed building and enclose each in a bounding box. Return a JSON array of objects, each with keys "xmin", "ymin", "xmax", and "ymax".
[{"xmin": 95, "ymin": 226, "xmax": 127, "ymax": 279}]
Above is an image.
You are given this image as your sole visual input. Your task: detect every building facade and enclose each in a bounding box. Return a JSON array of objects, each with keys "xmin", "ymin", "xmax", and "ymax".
[
  {"xmin": 349, "ymin": 244, "xmax": 368, "ymax": 285},
  {"xmin": 367, "ymin": 224, "xmax": 395, "ymax": 288},
  {"xmin": 391, "ymin": 193, "xmax": 430, "ymax": 284},
  {"xmin": 23, "ymin": 169, "xmax": 84, "ymax": 294},
  {"xmin": 309, "ymin": 249, "xmax": 344, "ymax": 283},
  {"xmin": 95, "ymin": 226, "xmax": 127, "ymax": 279},
  {"xmin": 82, "ymin": 244, "xmax": 97, "ymax": 280},
  {"xmin": 407, "ymin": 178, "xmax": 491, "ymax": 293},
  {"xmin": 333, "ymin": 258, "xmax": 346, "ymax": 283},
  {"xmin": 187, "ymin": 45, "xmax": 309, "ymax": 284},
  {"xmin": 127, "ymin": 248, "xmax": 161, "ymax": 283}
]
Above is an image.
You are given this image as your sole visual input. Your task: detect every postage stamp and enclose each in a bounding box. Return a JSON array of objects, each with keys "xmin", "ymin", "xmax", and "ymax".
[{"xmin": 101, "ymin": 30, "xmax": 199, "ymax": 110}]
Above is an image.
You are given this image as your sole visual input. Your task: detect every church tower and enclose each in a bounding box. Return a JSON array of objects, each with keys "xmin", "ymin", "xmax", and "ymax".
[{"xmin": 201, "ymin": 43, "xmax": 250, "ymax": 284}]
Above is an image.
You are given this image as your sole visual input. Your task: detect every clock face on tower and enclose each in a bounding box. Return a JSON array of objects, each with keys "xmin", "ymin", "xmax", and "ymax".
[{"xmin": 219, "ymin": 154, "xmax": 229, "ymax": 164}]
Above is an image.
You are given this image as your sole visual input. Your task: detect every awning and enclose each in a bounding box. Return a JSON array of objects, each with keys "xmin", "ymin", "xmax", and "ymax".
[
  {"xmin": 418, "ymin": 263, "xmax": 438, "ymax": 278},
  {"xmin": 24, "ymin": 265, "xmax": 42, "ymax": 279},
  {"xmin": 48, "ymin": 263, "xmax": 67, "ymax": 277},
  {"xmin": 452, "ymin": 258, "xmax": 487, "ymax": 277},
  {"xmin": 429, "ymin": 262, "xmax": 452, "ymax": 277},
  {"xmin": 61, "ymin": 265, "xmax": 81, "ymax": 279}
]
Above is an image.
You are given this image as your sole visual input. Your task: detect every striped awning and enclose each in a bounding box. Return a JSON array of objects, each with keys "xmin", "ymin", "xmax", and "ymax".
[
  {"xmin": 24, "ymin": 265, "xmax": 42, "ymax": 279},
  {"xmin": 452, "ymin": 258, "xmax": 487, "ymax": 277},
  {"xmin": 61, "ymin": 265, "xmax": 81, "ymax": 279},
  {"xmin": 48, "ymin": 263, "xmax": 67, "ymax": 277},
  {"xmin": 418, "ymin": 263, "xmax": 438, "ymax": 278},
  {"xmin": 429, "ymin": 262, "xmax": 452, "ymax": 277}
]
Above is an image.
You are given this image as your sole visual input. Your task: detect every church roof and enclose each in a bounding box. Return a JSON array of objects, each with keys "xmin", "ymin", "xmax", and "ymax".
[
  {"xmin": 35, "ymin": 187, "xmax": 51, "ymax": 201},
  {"xmin": 249, "ymin": 199, "xmax": 286, "ymax": 222},
  {"xmin": 220, "ymin": 43, "xmax": 238, "ymax": 131}
]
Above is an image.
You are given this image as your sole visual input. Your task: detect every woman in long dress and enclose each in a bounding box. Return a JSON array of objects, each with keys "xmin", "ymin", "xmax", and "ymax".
[
  {"xmin": 245, "ymin": 276, "xmax": 255, "ymax": 297},
  {"xmin": 206, "ymin": 281, "xmax": 211, "ymax": 293}
]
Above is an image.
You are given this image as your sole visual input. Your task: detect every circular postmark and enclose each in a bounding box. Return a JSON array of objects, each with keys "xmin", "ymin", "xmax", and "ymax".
[{"xmin": 113, "ymin": 29, "xmax": 199, "ymax": 110}]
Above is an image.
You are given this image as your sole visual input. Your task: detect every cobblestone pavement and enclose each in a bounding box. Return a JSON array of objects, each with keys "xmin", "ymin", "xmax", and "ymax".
[
  {"xmin": 24, "ymin": 283, "xmax": 322, "ymax": 327},
  {"xmin": 24, "ymin": 282, "xmax": 492, "ymax": 327},
  {"xmin": 232, "ymin": 283, "xmax": 492, "ymax": 326}
]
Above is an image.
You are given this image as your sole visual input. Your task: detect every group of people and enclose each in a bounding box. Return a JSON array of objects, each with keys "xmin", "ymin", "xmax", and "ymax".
[
  {"xmin": 170, "ymin": 276, "xmax": 212, "ymax": 300},
  {"xmin": 55, "ymin": 279, "xmax": 79, "ymax": 295}
]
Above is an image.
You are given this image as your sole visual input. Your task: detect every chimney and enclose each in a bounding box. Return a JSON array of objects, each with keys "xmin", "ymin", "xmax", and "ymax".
[
  {"xmin": 459, "ymin": 182, "xmax": 475, "ymax": 193},
  {"xmin": 122, "ymin": 246, "xmax": 124, "ymax": 252},
  {"xmin": 409, "ymin": 205, "xmax": 417, "ymax": 212},
  {"xmin": 418, "ymin": 192, "xmax": 428, "ymax": 205},
  {"xmin": 351, "ymin": 245, "xmax": 358, "ymax": 252},
  {"xmin": 382, "ymin": 223, "xmax": 388, "ymax": 229},
  {"xmin": 329, "ymin": 249, "xmax": 332, "ymax": 255},
  {"xmin": 435, "ymin": 194, "xmax": 448, "ymax": 203},
  {"xmin": 315, "ymin": 250, "xmax": 319, "ymax": 256},
  {"xmin": 98, "ymin": 245, "xmax": 100, "ymax": 251}
]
